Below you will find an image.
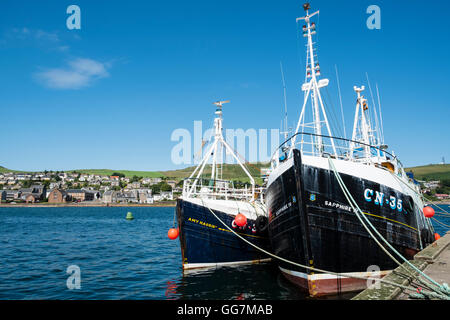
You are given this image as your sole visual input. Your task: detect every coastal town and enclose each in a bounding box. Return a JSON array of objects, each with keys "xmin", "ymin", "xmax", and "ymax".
[
  {"xmin": 0, "ymin": 169, "xmax": 448, "ymax": 205},
  {"xmin": 0, "ymin": 171, "xmax": 182, "ymax": 205}
]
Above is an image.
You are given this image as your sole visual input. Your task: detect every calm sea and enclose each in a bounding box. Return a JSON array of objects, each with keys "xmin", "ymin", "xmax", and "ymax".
[{"xmin": 0, "ymin": 205, "xmax": 448, "ymax": 300}]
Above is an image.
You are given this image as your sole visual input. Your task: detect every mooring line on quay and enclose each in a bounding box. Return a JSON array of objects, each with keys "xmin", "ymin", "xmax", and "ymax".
[{"xmin": 328, "ymin": 157, "xmax": 450, "ymax": 299}]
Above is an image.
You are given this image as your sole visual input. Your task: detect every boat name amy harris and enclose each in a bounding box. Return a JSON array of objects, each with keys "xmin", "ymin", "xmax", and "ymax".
[{"xmin": 170, "ymin": 121, "xmax": 281, "ymax": 165}]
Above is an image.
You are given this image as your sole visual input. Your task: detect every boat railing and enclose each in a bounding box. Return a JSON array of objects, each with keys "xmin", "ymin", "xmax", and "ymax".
[
  {"xmin": 272, "ymin": 132, "xmax": 407, "ymax": 177},
  {"xmin": 182, "ymin": 177, "xmax": 265, "ymax": 202}
]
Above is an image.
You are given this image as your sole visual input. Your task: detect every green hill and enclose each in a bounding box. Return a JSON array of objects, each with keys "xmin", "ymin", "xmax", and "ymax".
[
  {"xmin": 162, "ymin": 163, "xmax": 269, "ymax": 184},
  {"xmin": 0, "ymin": 166, "xmax": 20, "ymax": 173},
  {"xmin": 0, "ymin": 163, "xmax": 269, "ymax": 184},
  {"xmin": 405, "ymin": 164, "xmax": 450, "ymax": 181},
  {"xmin": 3, "ymin": 163, "xmax": 447, "ymax": 184},
  {"xmin": 71, "ymin": 169, "xmax": 164, "ymax": 178},
  {"xmin": 0, "ymin": 166, "xmax": 11, "ymax": 173}
]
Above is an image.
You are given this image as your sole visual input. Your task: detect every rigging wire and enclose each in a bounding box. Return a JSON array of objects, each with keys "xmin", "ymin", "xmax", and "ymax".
[
  {"xmin": 375, "ymin": 83, "xmax": 385, "ymax": 144},
  {"xmin": 365, "ymin": 73, "xmax": 382, "ymax": 145},
  {"xmin": 335, "ymin": 65, "xmax": 347, "ymax": 139},
  {"xmin": 280, "ymin": 61, "xmax": 289, "ymax": 140},
  {"xmin": 323, "ymin": 86, "xmax": 345, "ymax": 147}
]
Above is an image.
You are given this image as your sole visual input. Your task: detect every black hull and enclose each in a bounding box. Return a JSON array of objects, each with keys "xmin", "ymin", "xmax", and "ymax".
[
  {"xmin": 266, "ymin": 150, "xmax": 432, "ymax": 295},
  {"xmin": 176, "ymin": 198, "xmax": 270, "ymax": 269}
]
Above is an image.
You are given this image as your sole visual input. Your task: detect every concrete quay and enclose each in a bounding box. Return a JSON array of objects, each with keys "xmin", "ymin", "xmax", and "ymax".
[{"xmin": 352, "ymin": 231, "xmax": 450, "ymax": 300}]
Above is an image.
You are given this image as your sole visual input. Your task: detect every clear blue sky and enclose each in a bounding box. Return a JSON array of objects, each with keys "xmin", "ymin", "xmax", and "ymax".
[{"xmin": 0, "ymin": 0, "xmax": 449, "ymax": 171}]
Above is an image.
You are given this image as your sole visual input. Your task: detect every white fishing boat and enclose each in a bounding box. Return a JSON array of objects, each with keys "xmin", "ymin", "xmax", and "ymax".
[{"xmin": 266, "ymin": 2, "xmax": 435, "ymax": 296}]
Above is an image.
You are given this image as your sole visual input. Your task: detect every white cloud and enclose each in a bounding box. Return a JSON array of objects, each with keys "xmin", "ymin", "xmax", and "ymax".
[
  {"xmin": 35, "ymin": 58, "xmax": 110, "ymax": 89},
  {"xmin": 56, "ymin": 45, "xmax": 70, "ymax": 52},
  {"xmin": 9, "ymin": 27, "xmax": 59, "ymax": 42},
  {"xmin": 35, "ymin": 29, "xmax": 59, "ymax": 42}
]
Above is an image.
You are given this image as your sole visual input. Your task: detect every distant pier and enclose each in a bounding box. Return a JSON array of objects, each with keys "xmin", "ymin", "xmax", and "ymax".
[{"xmin": 352, "ymin": 231, "xmax": 450, "ymax": 300}]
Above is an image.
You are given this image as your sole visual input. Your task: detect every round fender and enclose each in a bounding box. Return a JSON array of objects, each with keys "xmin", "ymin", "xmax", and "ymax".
[{"xmin": 255, "ymin": 215, "xmax": 269, "ymax": 233}]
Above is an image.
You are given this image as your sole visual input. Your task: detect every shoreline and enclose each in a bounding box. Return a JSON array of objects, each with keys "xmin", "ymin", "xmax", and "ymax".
[
  {"xmin": 424, "ymin": 201, "xmax": 450, "ymax": 205},
  {"xmin": 0, "ymin": 201, "xmax": 176, "ymax": 208},
  {"xmin": 0, "ymin": 201, "xmax": 448, "ymax": 208}
]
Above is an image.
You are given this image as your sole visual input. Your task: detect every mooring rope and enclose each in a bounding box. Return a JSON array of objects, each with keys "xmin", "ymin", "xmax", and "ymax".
[
  {"xmin": 327, "ymin": 159, "xmax": 434, "ymax": 290},
  {"xmin": 198, "ymin": 198, "xmax": 449, "ymax": 299},
  {"xmin": 434, "ymin": 212, "xmax": 450, "ymax": 217},
  {"xmin": 327, "ymin": 158, "xmax": 450, "ymax": 298},
  {"xmin": 424, "ymin": 198, "xmax": 450, "ymax": 215},
  {"xmin": 389, "ymin": 170, "xmax": 450, "ymax": 236},
  {"xmin": 432, "ymin": 217, "xmax": 450, "ymax": 229}
]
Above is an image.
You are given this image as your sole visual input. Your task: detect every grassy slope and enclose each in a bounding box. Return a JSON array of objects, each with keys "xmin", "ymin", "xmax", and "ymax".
[
  {"xmin": 2, "ymin": 163, "xmax": 448, "ymax": 182},
  {"xmin": 0, "ymin": 166, "xmax": 13, "ymax": 173},
  {"xmin": 72, "ymin": 169, "xmax": 164, "ymax": 178},
  {"xmin": 0, "ymin": 166, "xmax": 163, "ymax": 178},
  {"xmin": 69, "ymin": 163, "xmax": 450, "ymax": 183},
  {"xmin": 405, "ymin": 164, "xmax": 450, "ymax": 181},
  {"xmin": 0, "ymin": 166, "xmax": 23, "ymax": 174},
  {"xmin": 162, "ymin": 163, "xmax": 269, "ymax": 185}
]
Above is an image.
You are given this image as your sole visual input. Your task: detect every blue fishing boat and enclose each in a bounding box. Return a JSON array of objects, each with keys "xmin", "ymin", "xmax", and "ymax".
[{"xmin": 176, "ymin": 101, "xmax": 270, "ymax": 270}]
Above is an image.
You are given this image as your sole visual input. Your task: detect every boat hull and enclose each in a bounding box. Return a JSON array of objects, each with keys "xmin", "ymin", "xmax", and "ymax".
[
  {"xmin": 176, "ymin": 198, "xmax": 270, "ymax": 270},
  {"xmin": 266, "ymin": 150, "xmax": 431, "ymax": 296}
]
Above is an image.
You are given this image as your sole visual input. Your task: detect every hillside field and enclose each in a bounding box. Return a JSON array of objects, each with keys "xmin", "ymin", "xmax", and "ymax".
[
  {"xmin": 405, "ymin": 164, "xmax": 450, "ymax": 181},
  {"xmin": 2, "ymin": 163, "xmax": 449, "ymax": 183}
]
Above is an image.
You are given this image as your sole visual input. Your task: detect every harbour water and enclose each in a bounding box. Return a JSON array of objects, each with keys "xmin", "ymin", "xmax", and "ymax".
[
  {"xmin": 0, "ymin": 205, "xmax": 448, "ymax": 300},
  {"xmin": 0, "ymin": 206, "xmax": 305, "ymax": 300}
]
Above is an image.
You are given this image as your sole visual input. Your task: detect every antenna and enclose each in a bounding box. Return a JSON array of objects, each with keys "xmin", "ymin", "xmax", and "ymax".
[
  {"xmin": 375, "ymin": 83, "xmax": 385, "ymax": 144},
  {"xmin": 280, "ymin": 61, "xmax": 289, "ymax": 140},
  {"xmin": 213, "ymin": 100, "xmax": 230, "ymax": 107},
  {"xmin": 365, "ymin": 73, "xmax": 381, "ymax": 145},
  {"xmin": 335, "ymin": 64, "xmax": 346, "ymax": 139}
]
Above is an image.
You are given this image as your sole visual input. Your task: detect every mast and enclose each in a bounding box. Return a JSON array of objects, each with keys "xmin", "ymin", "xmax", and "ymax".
[
  {"xmin": 350, "ymin": 86, "xmax": 381, "ymax": 159},
  {"xmin": 187, "ymin": 100, "xmax": 255, "ymax": 197},
  {"xmin": 280, "ymin": 61, "xmax": 289, "ymax": 142},
  {"xmin": 290, "ymin": 3, "xmax": 337, "ymax": 158}
]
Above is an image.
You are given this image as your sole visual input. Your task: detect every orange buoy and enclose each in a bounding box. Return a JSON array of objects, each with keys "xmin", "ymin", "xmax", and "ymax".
[
  {"xmin": 435, "ymin": 233, "xmax": 441, "ymax": 241},
  {"xmin": 168, "ymin": 228, "xmax": 179, "ymax": 240},
  {"xmin": 423, "ymin": 206, "xmax": 435, "ymax": 218},
  {"xmin": 234, "ymin": 213, "xmax": 247, "ymax": 227}
]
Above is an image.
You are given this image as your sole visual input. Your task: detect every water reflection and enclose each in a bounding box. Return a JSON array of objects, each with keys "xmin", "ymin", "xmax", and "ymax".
[{"xmin": 167, "ymin": 262, "xmax": 307, "ymax": 300}]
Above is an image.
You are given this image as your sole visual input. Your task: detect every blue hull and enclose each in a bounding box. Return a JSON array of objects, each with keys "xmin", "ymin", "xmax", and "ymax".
[{"xmin": 176, "ymin": 198, "xmax": 270, "ymax": 269}]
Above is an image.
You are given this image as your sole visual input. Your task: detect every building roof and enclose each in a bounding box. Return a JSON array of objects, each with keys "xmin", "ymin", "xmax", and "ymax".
[
  {"xmin": 50, "ymin": 189, "xmax": 67, "ymax": 196},
  {"xmin": 66, "ymin": 189, "xmax": 86, "ymax": 194}
]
